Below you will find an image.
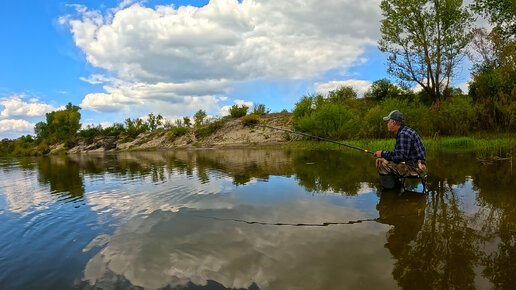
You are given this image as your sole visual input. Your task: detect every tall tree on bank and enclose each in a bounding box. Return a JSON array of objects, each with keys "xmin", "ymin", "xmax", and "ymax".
[
  {"xmin": 473, "ymin": 0, "xmax": 516, "ymax": 43},
  {"xmin": 379, "ymin": 0, "xmax": 474, "ymax": 105},
  {"xmin": 34, "ymin": 103, "xmax": 81, "ymax": 143}
]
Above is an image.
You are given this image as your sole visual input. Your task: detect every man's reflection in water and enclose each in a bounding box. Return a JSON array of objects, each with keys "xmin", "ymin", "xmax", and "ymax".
[{"xmin": 376, "ymin": 191, "xmax": 426, "ymax": 287}]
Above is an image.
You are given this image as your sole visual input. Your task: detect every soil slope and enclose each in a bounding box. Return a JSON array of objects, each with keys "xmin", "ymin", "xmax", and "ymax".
[{"xmin": 66, "ymin": 113, "xmax": 296, "ymax": 154}]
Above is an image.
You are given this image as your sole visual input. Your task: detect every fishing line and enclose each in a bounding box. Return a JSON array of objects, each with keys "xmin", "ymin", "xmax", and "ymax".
[
  {"xmin": 192, "ymin": 214, "xmax": 378, "ymax": 227},
  {"xmin": 243, "ymin": 122, "xmax": 374, "ymax": 155}
]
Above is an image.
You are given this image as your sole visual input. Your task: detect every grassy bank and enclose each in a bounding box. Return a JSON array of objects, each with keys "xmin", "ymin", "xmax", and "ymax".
[{"xmin": 284, "ymin": 134, "xmax": 516, "ymax": 157}]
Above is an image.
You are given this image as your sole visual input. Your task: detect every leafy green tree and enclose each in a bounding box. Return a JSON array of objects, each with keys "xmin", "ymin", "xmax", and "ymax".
[
  {"xmin": 252, "ymin": 104, "xmax": 270, "ymax": 115},
  {"xmin": 327, "ymin": 86, "xmax": 357, "ymax": 103},
  {"xmin": 194, "ymin": 110, "xmax": 207, "ymax": 127},
  {"xmin": 468, "ymin": 29, "xmax": 516, "ymax": 131},
  {"xmin": 229, "ymin": 105, "xmax": 249, "ymax": 118},
  {"xmin": 473, "ymin": 0, "xmax": 516, "ymax": 42},
  {"xmin": 146, "ymin": 113, "xmax": 163, "ymax": 131},
  {"xmin": 364, "ymin": 79, "xmax": 404, "ymax": 101},
  {"xmin": 35, "ymin": 102, "xmax": 81, "ymax": 143},
  {"xmin": 183, "ymin": 117, "xmax": 192, "ymax": 128},
  {"xmin": 102, "ymin": 123, "xmax": 125, "ymax": 136},
  {"xmin": 124, "ymin": 118, "xmax": 149, "ymax": 137},
  {"xmin": 379, "ymin": 0, "xmax": 474, "ymax": 105}
]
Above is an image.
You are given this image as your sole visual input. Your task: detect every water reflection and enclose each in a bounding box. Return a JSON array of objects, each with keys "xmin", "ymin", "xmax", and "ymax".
[
  {"xmin": 0, "ymin": 149, "xmax": 514, "ymax": 289},
  {"xmin": 81, "ymin": 204, "xmax": 394, "ymax": 290}
]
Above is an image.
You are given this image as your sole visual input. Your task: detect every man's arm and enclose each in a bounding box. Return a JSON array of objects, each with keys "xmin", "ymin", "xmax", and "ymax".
[{"xmin": 381, "ymin": 132, "xmax": 410, "ymax": 162}]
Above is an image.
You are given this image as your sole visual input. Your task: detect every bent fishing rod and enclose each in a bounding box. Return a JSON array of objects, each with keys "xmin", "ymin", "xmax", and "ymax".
[{"xmin": 243, "ymin": 122, "xmax": 374, "ymax": 155}]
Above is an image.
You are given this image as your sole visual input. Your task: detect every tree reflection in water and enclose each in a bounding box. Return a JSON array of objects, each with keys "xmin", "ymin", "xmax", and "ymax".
[{"xmin": 11, "ymin": 149, "xmax": 514, "ymax": 289}]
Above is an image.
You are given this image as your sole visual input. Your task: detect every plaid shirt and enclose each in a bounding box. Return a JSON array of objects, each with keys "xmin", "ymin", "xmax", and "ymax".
[{"xmin": 382, "ymin": 126, "xmax": 426, "ymax": 163}]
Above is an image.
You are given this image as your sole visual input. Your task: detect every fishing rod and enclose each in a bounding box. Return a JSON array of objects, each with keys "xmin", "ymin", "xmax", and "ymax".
[{"xmin": 243, "ymin": 122, "xmax": 374, "ymax": 155}]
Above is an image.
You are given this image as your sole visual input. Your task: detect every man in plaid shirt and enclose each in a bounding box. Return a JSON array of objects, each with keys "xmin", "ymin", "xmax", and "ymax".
[{"xmin": 373, "ymin": 110, "xmax": 427, "ymax": 186}]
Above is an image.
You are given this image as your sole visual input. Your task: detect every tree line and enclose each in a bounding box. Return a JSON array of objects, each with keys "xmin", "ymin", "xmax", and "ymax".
[
  {"xmin": 0, "ymin": 0, "xmax": 514, "ymax": 155},
  {"xmin": 293, "ymin": 0, "xmax": 514, "ymax": 139}
]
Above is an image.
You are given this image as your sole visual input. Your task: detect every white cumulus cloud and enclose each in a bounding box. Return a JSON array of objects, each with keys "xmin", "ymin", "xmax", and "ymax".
[
  {"xmin": 0, "ymin": 119, "xmax": 34, "ymax": 133},
  {"xmin": 315, "ymin": 80, "xmax": 373, "ymax": 98},
  {"xmin": 218, "ymin": 99, "xmax": 254, "ymax": 116},
  {"xmin": 62, "ymin": 0, "xmax": 382, "ymax": 113},
  {"xmin": 0, "ymin": 96, "xmax": 59, "ymax": 118}
]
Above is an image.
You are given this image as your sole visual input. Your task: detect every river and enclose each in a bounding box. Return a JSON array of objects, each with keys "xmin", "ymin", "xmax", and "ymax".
[{"xmin": 0, "ymin": 149, "xmax": 514, "ymax": 289}]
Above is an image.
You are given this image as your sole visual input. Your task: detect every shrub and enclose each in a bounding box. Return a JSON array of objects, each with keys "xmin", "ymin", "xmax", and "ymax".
[
  {"xmin": 295, "ymin": 103, "xmax": 356, "ymax": 140},
  {"xmin": 241, "ymin": 113, "xmax": 259, "ymax": 125},
  {"xmin": 195, "ymin": 120, "xmax": 224, "ymax": 138},
  {"xmin": 229, "ymin": 105, "xmax": 248, "ymax": 118},
  {"xmin": 252, "ymin": 104, "xmax": 270, "ymax": 115},
  {"xmin": 167, "ymin": 126, "xmax": 188, "ymax": 141},
  {"xmin": 194, "ymin": 110, "xmax": 207, "ymax": 127},
  {"xmin": 102, "ymin": 123, "xmax": 125, "ymax": 136}
]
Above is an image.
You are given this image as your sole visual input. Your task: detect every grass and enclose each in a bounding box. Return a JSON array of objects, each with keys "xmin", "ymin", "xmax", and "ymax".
[{"xmin": 283, "ymin": 134, "xmax": 516, "ymax": 157}]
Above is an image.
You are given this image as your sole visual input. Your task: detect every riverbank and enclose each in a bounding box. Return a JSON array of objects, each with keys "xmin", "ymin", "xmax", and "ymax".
[
  {"xmin": 3, "ymin": 112, "xmax": 515, "ymax": 157},
  {"xmin": 285, "ymin": 134, "xmax": 516, "ymax": 159}
]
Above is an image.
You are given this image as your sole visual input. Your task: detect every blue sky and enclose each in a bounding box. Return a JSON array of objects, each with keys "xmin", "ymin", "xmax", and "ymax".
[{"xmin": 0, "ymin": 0, "xmax": 472, "ymax": 139}]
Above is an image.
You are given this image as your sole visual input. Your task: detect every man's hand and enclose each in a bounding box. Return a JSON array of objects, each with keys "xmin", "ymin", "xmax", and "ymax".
[{"xmin": 374, "ymin": 150, "xmax": 382, "ymax": 158}]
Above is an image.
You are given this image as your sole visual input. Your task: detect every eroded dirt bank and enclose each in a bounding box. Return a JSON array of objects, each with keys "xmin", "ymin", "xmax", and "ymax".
[{"xmin": 64, "ymin": 113, "xmax": 296, "ymax": 154}]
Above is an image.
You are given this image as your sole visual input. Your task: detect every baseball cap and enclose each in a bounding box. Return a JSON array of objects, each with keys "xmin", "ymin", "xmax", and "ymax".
[{"xmin": 383, "ymin": 110, "xmax": 404, "ymax": 122}]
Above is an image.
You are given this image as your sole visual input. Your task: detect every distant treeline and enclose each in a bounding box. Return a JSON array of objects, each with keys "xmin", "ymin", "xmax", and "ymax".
[
  {"xmin": 0, "ymin": 102, "xmax": 274, "ymax": 156},
  {"xmin": 1, "ymin": 0, "xmax": 514, "ymax": 156}
]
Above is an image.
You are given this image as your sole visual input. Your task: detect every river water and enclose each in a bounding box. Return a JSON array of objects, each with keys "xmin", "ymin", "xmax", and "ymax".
[{"xmin": 0, "ymin": 149, "xmax": 514, "ymax": 289}]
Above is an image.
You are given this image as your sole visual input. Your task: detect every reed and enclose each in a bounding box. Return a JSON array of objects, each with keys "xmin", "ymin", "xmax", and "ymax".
[{"xmin": 284, "ymin": 134, "xmax": 516, "ymax": 157}]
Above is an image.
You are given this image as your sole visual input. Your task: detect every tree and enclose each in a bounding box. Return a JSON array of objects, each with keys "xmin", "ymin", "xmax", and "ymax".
[
  {"xmin": 473, "ymin": 0, "xmax": 516, "ymax": 42},
  {"xmin": 468, "ymin": 30, "xmax": 516, "ymax": 131},
  {"xmin": 146, "ymin": 113, "xmax": 163, "ymax": 131},
  {"xmin": 194, "ymin": 110, "xmax": 207, "ymax": 127},
  {"xmin": 364, "ymin": 79, "xmax": 404, "ymax": 101},
  {"xmin": 35, "ymin": 102, "xmax": 81, "ymax": 143},
  {"xmin": 327, "ymin": 86, "xmax": 357, "ymax": 103},
  {"xmin": 229, "ymin": 105, "xmax": 249, "ymax": 118},
  {"xmin": 183, "ymin": 117, "xmax": 192, "ymax": 128},
  {"xmin": 379, "ymin": 0, "xmax": 474, "ymax": 105},
  {"xmin": 252, "ymin": 104, "xmax": 270, "ymax": 115}
]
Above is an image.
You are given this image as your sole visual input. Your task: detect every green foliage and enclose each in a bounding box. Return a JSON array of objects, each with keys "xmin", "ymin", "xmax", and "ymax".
[
  {"xmin": 379, "ymin": 0, "xmax": 474, "ymax": 104},
  {"xmin": 195, "ymin": 120, "xmax": 224, "ymax": 139},
  {"xmin": 252, "ymin": 104, "xmax": 270, "ymax": 115},
  {"xmin": 292, "ymin": 95, "xmax": 316, "ymax": 121},
  {"xmin": 183, "ymin": 117, "xmax": 192, "ymax": 127},
  {"xmin": 473, "ymin": 0, "xmax": 516, "ymax": 42},
  {"xmin": 364, "ymin": 79, "xmax": 404, "ymax": 101},
  {"xmin": 468, "ymin": 33, "xmax": 516, "ymax": 132},
  {"xmin": 167, "ymin": 126, "xmax": 188, "ymax": 141},
  {"xmin": 194, "ymin": 110, "xmax": 207, "ymax": 127},
  {"xmin": 102, "ymin": 123, "xmax": 125, "ymax": 136},
  {"xmin": 124, "ymin": 118, "xmax": 149, "ymax": 138},
  {"xmin": 241, "ymin": 113, "xmax": 259, "ymax": 125},
  {"xmin": 438, "ymin": 95, "xmax": 477, "ymax": 135},
  {"xmin": 294, "ymin": 102, "xmax": 357, "ymax": 140},
  {"xmin": 78, "ymin": 125, "xmax": 102, "ymax": 144},
  {"xmin": 35, "ymin": 102, "xmax": 81, "ymax": 144},
  {"xmin": 327, "ymin": 86, "xmax": 357, "ymax": 103},
  {"xmin": 229, "ymin": 105, "xmax": 249, "ymax": 118},
  {"xmin": 146, "ymin": 113, "xmax": 163, "ymax": 131}
]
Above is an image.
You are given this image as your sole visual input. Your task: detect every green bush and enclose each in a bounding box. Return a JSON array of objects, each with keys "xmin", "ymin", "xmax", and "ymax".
[
  {"xmin": 252, "ymin": 104, "xmax": 270, "ymax": 115},
  {"xmin": 167, "ymin": 126, "xmax": 188, "ymax": 141},
  {"xmin": 229, "ymin": 105, "xmax": 248, "ymax": 118},
  {"xmin": 295, "ymin": 103, "xmax": 357, "ymax": 140},
  {"xmin": 195, "ymin": 120, "xmax": 224, "ymax": 138},
  {"xmin": 241, "ymin": 113, "xmax": 259, "ymax": 125},
  {"xmin": 102, "ymin": 123, "xmax": 125, "ymax": 136},
  {"xmin": 194, "ymin": 110, "xmax": 207, "ymax": 127},
  {"xmin": 441, "ymin": 95, "xmax": 476, "ymax": 135}
]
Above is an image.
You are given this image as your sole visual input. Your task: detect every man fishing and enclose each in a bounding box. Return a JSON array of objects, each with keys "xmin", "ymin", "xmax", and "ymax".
[{"xmin": 373, "ymin": 110, "xmax": 427, "ymax": 189}]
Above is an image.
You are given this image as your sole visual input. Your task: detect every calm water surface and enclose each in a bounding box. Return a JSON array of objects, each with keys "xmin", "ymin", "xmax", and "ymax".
[{"xmin": 0, "ymin": 149, "xmax": 514, "ymax": 289}]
